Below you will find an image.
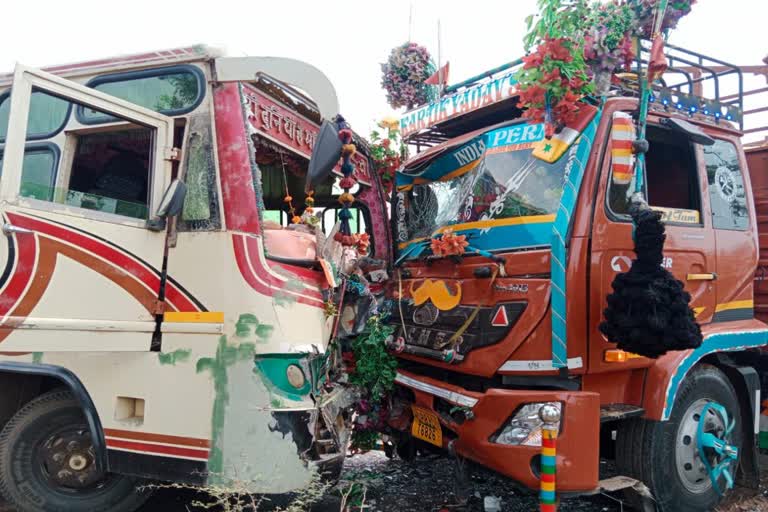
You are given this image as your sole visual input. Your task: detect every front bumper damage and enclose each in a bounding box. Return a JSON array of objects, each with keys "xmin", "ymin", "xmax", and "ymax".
[
  {"xmin": 269, "ymin": 385, "xmax": 355, "ymax": 480},
  {"xmin": 388, "ymin": 370, "xmax": 601, "ymax": 492}
]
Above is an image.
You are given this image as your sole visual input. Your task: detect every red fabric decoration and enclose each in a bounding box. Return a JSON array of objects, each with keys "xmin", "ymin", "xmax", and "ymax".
[{"xmin": 647, "ymin": 35, "xmax": 668, "ymax": 85}]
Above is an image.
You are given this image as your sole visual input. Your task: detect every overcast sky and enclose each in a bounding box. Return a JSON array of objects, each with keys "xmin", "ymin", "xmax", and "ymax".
[{"xmin": 1, "ymin": 0, "xmax": 765, "ymax": 137}]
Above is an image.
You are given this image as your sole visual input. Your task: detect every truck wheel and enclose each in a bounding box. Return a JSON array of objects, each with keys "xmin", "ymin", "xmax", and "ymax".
[
  {"xmin": 0, "ymin": 390, "xmax": 150, "ymax": 512},
  {"xmin": 616, "ymin": 365, "xmax": 742, "ymax": 511}
]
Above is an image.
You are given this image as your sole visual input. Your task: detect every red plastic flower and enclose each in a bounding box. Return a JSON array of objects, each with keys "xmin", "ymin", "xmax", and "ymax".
[
  {"xmin": 541, "ymin": 37, "xmax": 573, "ymax": 63},
  {"xmin": 540, "ymin": 67, "xmax": 562, "ymax": 85},
  {"xmin": 522, "ymin": 52, "xmax": 543, "ymax": 69}
]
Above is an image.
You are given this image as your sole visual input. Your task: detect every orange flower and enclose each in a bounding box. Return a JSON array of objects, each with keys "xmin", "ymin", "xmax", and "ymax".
[
  {"xmin": 430, "ymin": 229, "xmax": 469, "ymax": 257},
  {"xmin": 354, "ymin": 233, "xmax": 371, "ymax": 255}
]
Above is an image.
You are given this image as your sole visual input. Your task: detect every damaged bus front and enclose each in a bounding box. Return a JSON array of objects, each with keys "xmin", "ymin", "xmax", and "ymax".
[{"xmin": 0, "ymin": 46, "xmax": 388, "ymax": 511}]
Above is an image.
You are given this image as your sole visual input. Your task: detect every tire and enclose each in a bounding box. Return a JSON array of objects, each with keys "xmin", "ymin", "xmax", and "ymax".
[
  {"xmin": 0, "ymin": 390, "xmax": 150, "ymax": 512},
  {"xmin": 616, "ymin": 365, "xmax": 742, "ymax": 512}
]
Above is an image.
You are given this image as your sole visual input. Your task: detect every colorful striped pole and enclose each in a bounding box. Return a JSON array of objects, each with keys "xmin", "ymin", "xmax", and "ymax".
[{"xmin": 539, "ymin": 404, "xmax": 561, "ymax": 512}]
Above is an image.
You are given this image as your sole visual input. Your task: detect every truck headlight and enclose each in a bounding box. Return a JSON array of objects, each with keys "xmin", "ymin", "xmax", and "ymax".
[{"xmin": 490, "ymin": 402, "xmax": 562, "ymax": 446}]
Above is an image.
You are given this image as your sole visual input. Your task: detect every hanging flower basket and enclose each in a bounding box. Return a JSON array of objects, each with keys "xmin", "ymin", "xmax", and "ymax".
[{"xmin": 381, "ymin": 42, "xmax": 438, "ymax": 110}]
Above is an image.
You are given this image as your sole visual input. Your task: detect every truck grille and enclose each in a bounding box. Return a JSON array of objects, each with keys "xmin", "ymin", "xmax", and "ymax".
[{"xmin": 387, "ymin": 301, "xmax": 526, "ymax": 356}]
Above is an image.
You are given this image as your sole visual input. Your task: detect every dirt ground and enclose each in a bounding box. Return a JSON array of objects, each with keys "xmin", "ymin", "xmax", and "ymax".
[{"xmin": 139, "ymin": 451, "xmax": 768, "ymax": 512}]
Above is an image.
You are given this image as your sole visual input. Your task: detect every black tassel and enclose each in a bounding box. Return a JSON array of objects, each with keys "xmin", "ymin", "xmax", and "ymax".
[{"xmin": 599, "ymin": 203, "xmax": 703, "ymax": 358}]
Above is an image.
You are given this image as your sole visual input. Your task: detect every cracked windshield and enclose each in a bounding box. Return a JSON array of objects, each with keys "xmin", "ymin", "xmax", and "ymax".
[{"xmin": 400, "ymin": 122, "xmax": 568, "ymax": 245}]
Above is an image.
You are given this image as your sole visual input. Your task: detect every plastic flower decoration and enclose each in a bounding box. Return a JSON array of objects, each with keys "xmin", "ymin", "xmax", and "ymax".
[
  {"xmin": 516, "ymin": 0, "xmax": 696, "ymax": 133},
  {"xmin": 378, "ymin": 116, "xmax": 400, "ymax": 131},
  {"xmin": 353, "ymin": 232, "xmax": 371, "ymax": 256},
  {"xmin": 381, "ymin": 42, "xmax": 438, "ymax": 110},
  {"xmin": 430, "ymin": 229, "xmax": 469, "ymax": 258}
]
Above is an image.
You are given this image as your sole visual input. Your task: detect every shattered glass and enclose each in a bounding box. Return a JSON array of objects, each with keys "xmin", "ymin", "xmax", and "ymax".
[{"xmin": 179, "ymin": 113, "xmax": 221, "ymax": 231}]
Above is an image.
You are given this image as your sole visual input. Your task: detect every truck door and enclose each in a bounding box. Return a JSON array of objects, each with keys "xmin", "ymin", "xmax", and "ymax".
[
  {"xmin": 0, "ymin": 65, "xmax": 176, "ymax": 352},
  {"xmin": 590, "ymin": 119, "xmax": 717, "ymax": 369},
  {"xmin": 702, "ymin": 136, "xmax": 758, "ymax": 320}
]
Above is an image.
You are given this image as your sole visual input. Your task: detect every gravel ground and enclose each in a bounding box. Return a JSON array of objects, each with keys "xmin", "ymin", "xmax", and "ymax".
[
  {"xmin": 137, "ymin": 451, "xmax": 768, "ymax": 511},
  {"xmin": 0, "ymin": 451, "xmax": 759, "ymax": 511}
]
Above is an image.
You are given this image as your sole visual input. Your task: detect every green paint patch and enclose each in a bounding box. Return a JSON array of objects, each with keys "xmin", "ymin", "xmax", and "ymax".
[
  {"xmin": 196, "ymin": 336, "xmax": 256, "ymax": 479},
  {"xmin": 760, "ymin": 431, "xmax": 768, "ymax": 450},
  {"xmin": 272, "ymin": 291, "xmax": 297, "ymax": 307},
  {"xmin": 158, "ymin": 349, "xmax": 192, "ymax": 365},
  {"xmin": 234, "ymin": 314, "xmax": 274, "ymax": 343},
  {"xmin": 283, "ymin": 279, "xmax": 306, "ymax": 293},
  {"xmin": 32, "ymin": 352, "xmax": 43, "ymax": 364}
]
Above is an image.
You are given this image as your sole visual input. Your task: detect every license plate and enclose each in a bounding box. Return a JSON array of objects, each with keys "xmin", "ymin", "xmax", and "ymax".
[{"xmin": 411, "ymin": 405, "xmax": 442, "ymax": 447}]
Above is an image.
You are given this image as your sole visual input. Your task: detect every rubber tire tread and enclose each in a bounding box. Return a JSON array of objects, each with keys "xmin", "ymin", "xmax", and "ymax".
[
  {"xmin": 0, "ymin": 389, "xmax": 149, "ymax": 512},
  {"xmin": 616, "ymin": 416, "xmax": 651, "ymax": 510},
  {"xmin": 616, "ymin": 365, "xmax": 741, "ymax": 512}
]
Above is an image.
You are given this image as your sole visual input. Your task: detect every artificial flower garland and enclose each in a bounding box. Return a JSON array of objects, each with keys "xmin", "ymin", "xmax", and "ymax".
[
  {"xmin": 370, "ymin": 117, "xmax": 407, "ymax": 196},
  {"xmin": 334, "ymin": 116, "xmax": 360, "ymax": 248},
  {"xmin": 517, "ymin": 0, "xmax": 696, "ymax": 133}
]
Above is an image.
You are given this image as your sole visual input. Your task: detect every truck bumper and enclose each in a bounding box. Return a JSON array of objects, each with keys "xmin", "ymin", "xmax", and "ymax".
[{"xmin": 390, "ymin": 370, "xmax": 601, "ymax": 492}]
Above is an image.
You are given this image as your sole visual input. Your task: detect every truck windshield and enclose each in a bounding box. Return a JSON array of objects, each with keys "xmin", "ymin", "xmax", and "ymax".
[{"xmin": 396, "ymin": 122, "xmax": 572, "ymax": 255}]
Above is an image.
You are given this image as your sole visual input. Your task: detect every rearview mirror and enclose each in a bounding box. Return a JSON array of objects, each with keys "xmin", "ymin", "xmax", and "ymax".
[
  {"xmin": 147, "ymin": 180, "xmax": 187, "ymax": 231},
  {"xmin": 305, "ymin": 120, "xmax": 342, "ymax": 192}
]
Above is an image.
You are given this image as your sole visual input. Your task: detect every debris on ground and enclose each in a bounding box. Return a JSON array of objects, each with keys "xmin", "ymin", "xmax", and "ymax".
[{"xmin": 137, "ymin": 451, "xmax": 768, "ymax": 511}]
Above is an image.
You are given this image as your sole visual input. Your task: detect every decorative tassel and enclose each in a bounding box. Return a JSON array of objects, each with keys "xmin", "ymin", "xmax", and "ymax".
[
  {"xmin": 599, "ymin": 202, "xmax": 702, "ymax": 358},
  {"xmin": 334, "ymin": 115, "xmax": 358, "ymax": 246},
  {"xmin": 599, "ymin": 12, "xmax": 701, "ymax": 359}
]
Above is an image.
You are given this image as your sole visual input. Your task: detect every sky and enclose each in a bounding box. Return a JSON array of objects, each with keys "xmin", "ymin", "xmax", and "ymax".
[{"xmin": 0, "ymin": 0, "xmax": 765, "ymax": 138}]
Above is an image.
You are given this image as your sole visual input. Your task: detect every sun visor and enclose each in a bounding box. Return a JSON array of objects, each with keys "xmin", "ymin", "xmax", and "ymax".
[
  {"xmin": 531, "ymin": 104, "xmax": 598, "ymax": 163},
  {"xmin": 396, "ymin": 121, "xmax": 547, "ymax": 191}
]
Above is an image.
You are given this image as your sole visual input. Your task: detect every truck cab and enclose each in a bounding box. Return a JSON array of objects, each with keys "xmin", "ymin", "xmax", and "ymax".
[
  {"xmin": 387, "ymin": 43, "xmax": 767, "ymax": 511},
  {"xmin": 0, "ymin": 46, "xmax": 387, "ymax": 511}
]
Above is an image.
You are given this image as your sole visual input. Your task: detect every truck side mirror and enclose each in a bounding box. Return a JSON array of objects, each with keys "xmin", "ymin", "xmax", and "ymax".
[
  {"xmin": 147, "ymin": 180, "xmax": 187, "ymax": 231},
  {"xmin": 305, "ymin": 120, "xmax": 342, "ymax": 192}
]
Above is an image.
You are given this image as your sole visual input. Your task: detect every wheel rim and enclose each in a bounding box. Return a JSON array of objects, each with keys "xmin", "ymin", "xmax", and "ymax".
[
  {"xmin": 35, "ymin": 424, "xmax": 110, "ymax": 492},
  {"xmin": 675, "ymin": 398, "xmax": 734, "ymax": 494}
]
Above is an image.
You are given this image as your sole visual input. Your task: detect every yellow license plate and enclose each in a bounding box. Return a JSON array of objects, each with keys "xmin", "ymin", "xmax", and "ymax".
[{"xmin": 411, "ymin": 405, "xmax": 442, "ymax": 447}]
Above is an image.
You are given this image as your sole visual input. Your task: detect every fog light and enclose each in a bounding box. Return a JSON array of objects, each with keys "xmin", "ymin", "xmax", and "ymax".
[
  {"xmin": 491, "ymin": 402, "xmax": 561, "ymax": 446},
  {"xmin": 286, "ymin": 364, "xmax": 306, "ymax": 389}
]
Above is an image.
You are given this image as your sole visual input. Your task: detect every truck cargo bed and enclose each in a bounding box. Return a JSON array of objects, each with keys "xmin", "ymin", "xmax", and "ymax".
[{"xmin": 748, "ymin": 142, "xmax": 768, "ymax": 323}]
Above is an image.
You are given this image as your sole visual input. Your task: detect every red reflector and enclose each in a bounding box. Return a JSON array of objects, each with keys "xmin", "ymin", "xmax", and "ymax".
[{"xmin": 491, "ymin": 306, "xmax": 509, "ymax": 327}]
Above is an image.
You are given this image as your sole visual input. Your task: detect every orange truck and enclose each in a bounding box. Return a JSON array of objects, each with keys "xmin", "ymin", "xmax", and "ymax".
[{"xmin": 386, "ymin": 43, "xmax": 768, "ymax": 511}]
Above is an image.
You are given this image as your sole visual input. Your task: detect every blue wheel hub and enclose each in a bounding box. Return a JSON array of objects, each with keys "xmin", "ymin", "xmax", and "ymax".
[{"xmin": 675, "ymin": 398, "xmax": 739, "ymax": 496}]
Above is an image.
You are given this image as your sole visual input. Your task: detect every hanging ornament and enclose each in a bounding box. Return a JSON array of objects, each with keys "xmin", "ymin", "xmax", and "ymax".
[
  {"xmin": 380, "ymin": 42, "xmax": 438, "ymax": 110},
  {"xmin": 599, "ymin": 2, "xmax": 702, "ymax": 360},
  {"xmin": 333, "ymin": 115, "xmax": 359, "ymax": 248},
  {"xmin": 278, "ymin": 152, "xmax": 301, "ymax": 224},
  {"xmin": 304, "ymin": 190, "xmax": 315, "ymax": 214}
]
